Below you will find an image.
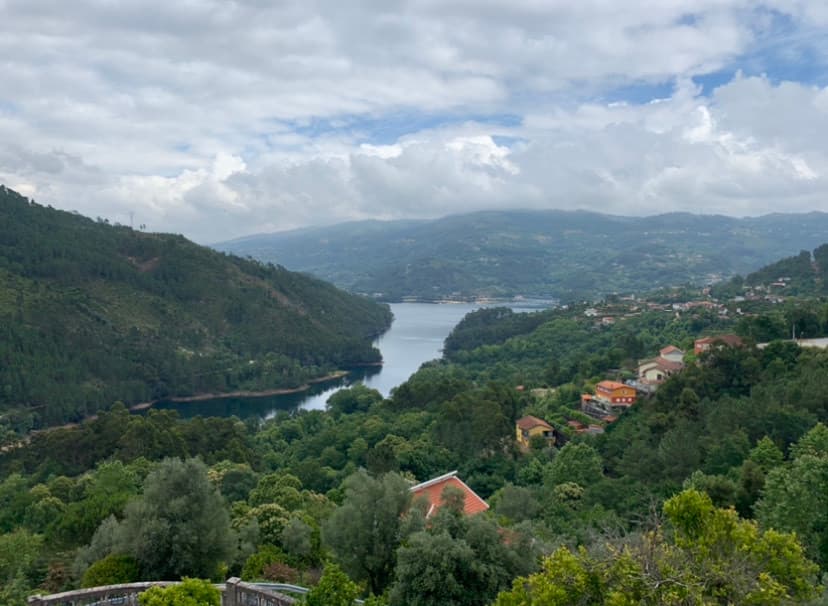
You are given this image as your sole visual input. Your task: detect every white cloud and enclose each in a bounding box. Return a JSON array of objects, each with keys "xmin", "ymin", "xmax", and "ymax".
[{"xmin": 1, "ymin": 1, "xmax": 828, "ymax": 241}]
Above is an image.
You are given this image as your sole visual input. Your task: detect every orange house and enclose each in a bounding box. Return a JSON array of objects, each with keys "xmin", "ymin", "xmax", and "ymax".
[{"xmin": 595, "ymin": 380, "xmax": 636, "ymax": 406}]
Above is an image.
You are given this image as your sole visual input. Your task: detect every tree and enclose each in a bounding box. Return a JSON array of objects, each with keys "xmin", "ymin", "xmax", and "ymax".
[
  {"xmin": 544, "ymin": 442, "xmax": 603, "ymax": 488},
  {"xmin": 390, "ymin": 530, "xmax": 478, "ymax": 606},
  {"xmin": 327, "ymin": 384, "xmax": 382, "ymax": 416},
  {"xmin": 322, "ymin": 470, "xmax": 411, "ymax": 594},
  {"xmin": 391, "ymin": 501, "xmax": 534, "ymax": 606},
  {"xmin": 756, "ymin": 425, "xmax": 828, "ymax": 566},
  {"xmin": 304, "ymin": 562, "xmax": 361, "ymax": 606},
  {"xmin": 117, "ymin": 458, "xmax": 234, "ymax": 580},
  {"xmin": 493, "ymin": 489, "xmax": 820, "ymax": 606},
  {"xmin": 0, "ymin": 528, "xmax": 43, "ymax": 601},
  {"xmin": 749, "ymin": 436, "xmax": 785, "ymax": 472},
  {"xmin": 138, "ymin": 578, "xmax": 220, "ymax": 606}
]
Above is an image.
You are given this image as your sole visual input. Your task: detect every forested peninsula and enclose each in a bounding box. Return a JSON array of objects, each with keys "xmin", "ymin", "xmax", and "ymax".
[{"xmin": 0, "ymin": 186, "xmax": 392, "ymax": 433}]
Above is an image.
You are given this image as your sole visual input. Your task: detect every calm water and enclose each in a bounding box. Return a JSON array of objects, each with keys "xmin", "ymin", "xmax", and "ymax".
[{"xmin": 154, "ymin": 302, "xmax": 547, "ymax": 419}]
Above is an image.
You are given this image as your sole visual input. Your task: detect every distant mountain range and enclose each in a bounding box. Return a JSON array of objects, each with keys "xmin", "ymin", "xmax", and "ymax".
[
  {"xmin": 214, "ymin": 209, "xmax": 828, "ymax": 302},
  {"xmin": 0, "ymin": 185, "xmax": 391, "ymax": 428}
]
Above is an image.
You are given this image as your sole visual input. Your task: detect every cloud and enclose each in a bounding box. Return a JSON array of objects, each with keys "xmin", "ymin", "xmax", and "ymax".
[{"xmin": 0, "ymin": 1, "xmax": 827, "ymax": 241}]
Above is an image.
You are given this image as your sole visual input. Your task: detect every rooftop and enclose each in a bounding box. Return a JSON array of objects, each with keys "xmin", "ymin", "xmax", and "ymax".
[
  {"xmin": 516, "ymin": 415, "xmax": 553, "ymax": 431},
  {"xmin": 596, "ymin": 380, "xmax": 628, "ymax": 390},
  {"xmin": 410, "ymin": 471, "xmax": 489, "ymax": 518}
]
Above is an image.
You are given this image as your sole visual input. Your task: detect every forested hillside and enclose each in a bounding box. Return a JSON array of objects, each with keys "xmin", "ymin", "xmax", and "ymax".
[
  {"xmin": 4, "ymin": 291, "xmax": 828, "ymax": 604},
  {"xmin": 0, "ymin": 185, "xmax": 391, "ymax": 431},
  {"xmin": 215, "ymin": 210, "xmax": 828, "ymax": 301}
]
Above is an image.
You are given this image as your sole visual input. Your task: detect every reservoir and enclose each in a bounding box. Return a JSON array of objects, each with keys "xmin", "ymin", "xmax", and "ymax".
[{"xmin": 154, "ymin": 301, "xmax": 547, "ymax": 419}]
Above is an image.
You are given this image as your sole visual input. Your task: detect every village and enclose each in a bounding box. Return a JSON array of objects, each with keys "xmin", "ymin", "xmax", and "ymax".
[{"xmin": 511, "ymin": 265, "xmax": 828, "ymax": 451}]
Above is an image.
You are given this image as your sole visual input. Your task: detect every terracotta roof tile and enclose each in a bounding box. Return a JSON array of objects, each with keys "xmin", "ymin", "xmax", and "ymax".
[
  {"xmin": 410, "ymin": 472, "xmax": 489, "ymax": 518},
  {"xmin": 516, "ymin": 415, "xmax": 553, "ymax": 431},
  {"xmin": 597, "ymin": 380, "xmax": 627, "ymax": 390}
]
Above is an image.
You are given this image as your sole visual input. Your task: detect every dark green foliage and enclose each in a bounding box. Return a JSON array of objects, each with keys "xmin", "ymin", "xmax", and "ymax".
[
  {"xmin": 390, "ymin": 503, "xmax": 535, "ymax": 606},
  {"xmin": 322, "ymin": 470, "xmax": 412, "ymax": 594},
  {"xmin": 1, "ymin": 405, "xmax": 255, "ymax": 477},
  {"xmin": 0, "ymin": 185, "xmax": 391, "ymax": 430},
  {"xmin": 112, "ymin": 458, "xmax": 234, "ymax": 580}
]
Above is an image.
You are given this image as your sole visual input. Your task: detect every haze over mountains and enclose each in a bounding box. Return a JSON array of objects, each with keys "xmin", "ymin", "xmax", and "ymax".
[{"xmin": 215, "ymin": 210, "xmax": 828, "ymax": 302}]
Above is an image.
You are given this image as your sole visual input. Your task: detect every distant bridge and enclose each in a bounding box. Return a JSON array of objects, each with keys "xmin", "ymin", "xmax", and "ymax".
[{"xmin": 27, "ymin": 578, "xmax": 303, "ymax": 606}]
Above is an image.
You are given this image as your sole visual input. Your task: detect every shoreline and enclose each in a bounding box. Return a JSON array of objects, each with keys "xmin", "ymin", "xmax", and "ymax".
[
  {"xmin": 1, "ymin": 369, "xmax": 359, "ymax": 454},
  {"xmin": 128, "ymin": 370, "xmax": 352, "ymax": 412}
]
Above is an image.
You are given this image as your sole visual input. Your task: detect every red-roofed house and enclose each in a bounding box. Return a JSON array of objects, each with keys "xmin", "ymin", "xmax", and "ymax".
[
  {"xmin": 515, "ymin": 415, "xmax": 556, "ymax": 448},
  {"xmin": 694, "ymin": 334, "xmax": 743, "ymax": 355},
  {"xmin": 595, "ymin": 380, "xmax": 637, "ymax": 406},
  {"xmin": 410, "ymin": 471, "xmax": 489, "ymax": 518}
]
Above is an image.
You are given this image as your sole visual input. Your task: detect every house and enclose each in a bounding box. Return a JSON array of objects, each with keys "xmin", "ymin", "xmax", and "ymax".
[
  {"xmin": 515, "ymin": 415, "xmax": 556, "ymax": 448},
  {"xmin": 594, "ymin": 380, "xmax": 637, "ymax": 406},
  {"xmin": 409, "ymin": 471, "xmax": 489, "ymax": 518},
  {"xmin": 694, "ymin": 334, "xmax": 743, "ymax": 355},
  {"xmin": 638, "ymin": 357, "xmax": 684, "ymax": 383},
  {"xmin": 659, "ymin": 345, "xmax": 684, "ymax": 364}
]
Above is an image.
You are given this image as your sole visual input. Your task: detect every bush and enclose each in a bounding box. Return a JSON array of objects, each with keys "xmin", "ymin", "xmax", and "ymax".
[
  {"xmin": 82, "ymin": 554, "xmax": 140, "ymax": 588},
  {"xmin": 138, "ymin": 578, "xmax": 220, "ymax": 606}
]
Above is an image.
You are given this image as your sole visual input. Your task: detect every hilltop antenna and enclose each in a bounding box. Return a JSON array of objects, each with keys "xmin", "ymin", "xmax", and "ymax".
[{"xmin": 129, "ymin": 211, "xmax": 134, "ymax": 229}]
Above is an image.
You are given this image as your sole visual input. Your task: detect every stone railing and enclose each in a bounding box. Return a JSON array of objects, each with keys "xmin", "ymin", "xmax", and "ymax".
[
  {"xmin": 27, "ymin": 578, "xmax": 296, "ymax": 606},
  {"xmin": 27, "ymin": 581, "xmax": 179, "ymax": 605},
  {"xmin": 224, "ymin": 578, "xmax": 296, "ymax": 606}
]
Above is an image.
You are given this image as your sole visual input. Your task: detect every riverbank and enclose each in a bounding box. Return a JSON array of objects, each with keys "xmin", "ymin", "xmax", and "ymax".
[
  {"xmin": 0, "ymin": 370, "xmax": 355, "ymax": 454},
  {"xmin": 128, "ymin": 370, "xmax": 352, "ymax": 412}
]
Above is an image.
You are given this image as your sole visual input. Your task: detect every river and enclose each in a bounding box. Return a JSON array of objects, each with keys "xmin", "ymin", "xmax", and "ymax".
[{"xmin": 153, "ymin": 301, "xmax": 548, "ymax": 420}]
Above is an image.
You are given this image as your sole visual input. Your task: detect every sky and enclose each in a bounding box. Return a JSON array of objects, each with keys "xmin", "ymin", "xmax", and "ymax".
[{"xmin": 2, "ymin": 1, "xmax": 828, "ymax": 243}]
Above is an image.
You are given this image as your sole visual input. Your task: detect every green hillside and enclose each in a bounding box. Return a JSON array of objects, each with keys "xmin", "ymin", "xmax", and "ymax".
[
  {"xmin": 0, "ymin": 185, "xmax": 392, "ymax": 430},
  {"xmin": 745, "ymin": 244, "xmax": 828, "ymax": 294},
  {"xmin": 215, "ymin": 210, "xmax": 828, "ymax": 302}
]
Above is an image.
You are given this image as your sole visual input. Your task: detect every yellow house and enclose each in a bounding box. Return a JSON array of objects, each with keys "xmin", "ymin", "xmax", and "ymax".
[{"xmin": 516, "ymin": 415, "xmax": 555, "ymax": 448}]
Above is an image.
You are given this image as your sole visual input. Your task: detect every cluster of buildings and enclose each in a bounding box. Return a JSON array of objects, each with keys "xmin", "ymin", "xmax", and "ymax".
[{"xmin": 513, "ymin": 333, "xmax": 744, "ymax": 451}]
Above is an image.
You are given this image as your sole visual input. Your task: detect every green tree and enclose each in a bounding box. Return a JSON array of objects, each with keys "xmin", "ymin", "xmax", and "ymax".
[
  {"xmin": 544, "ymin": 442, "xmax": 603, "ymax": 488},
  {"xmin": 0, "ymin": 528, "xmax": 43, "ymax": 602},
  {"xmin": 322, "ymin": 470, "xmax": 411, "ymax": 594},
  {"xmin": 304, "ymin": 562, "xmax": 361, "ymax": 606},
  {"xmin": 391, "ymin": 530, "xmax": 478, "ymax": 606},
  {"xmin": 756, "ymin": 428, "xmax": 828, "ymax": 566},
  {"xmin": 117, "ymin": 458, "xmax": 234, "ymax": 580},
  {"xmin": 138, "ymin": 578, "xmax": 221, "ymax": 606},
  {"xmin": 749, "ymin": 436, "xmax": 785, "ymax": 472},
  {"xmin": 493, "ymin": 489, "xmax": 820, "ymax": 605}
]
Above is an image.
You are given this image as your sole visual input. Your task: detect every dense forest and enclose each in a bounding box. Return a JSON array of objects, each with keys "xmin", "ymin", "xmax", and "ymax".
[
  {"xmin": 3, "ymin": 281, "xmax": 828, "ymax": 604},
  {"xmin": 215, "ymin": 209, "xmax": 828, "ymax": 302},
  {"xmin": 0, "ymin": 186, "xmax": 392, "ymax": 433}
]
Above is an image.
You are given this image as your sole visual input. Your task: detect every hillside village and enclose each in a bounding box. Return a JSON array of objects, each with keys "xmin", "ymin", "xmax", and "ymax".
[{"xmin": 514, "ymin": 264, "xmax": 828, "ymax": 443}]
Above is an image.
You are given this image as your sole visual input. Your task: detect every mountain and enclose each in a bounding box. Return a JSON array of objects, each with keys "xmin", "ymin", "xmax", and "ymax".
[
  {"xmin": 0, "ymin": 185, "xmax": 392, "ymax": 429},
  {"xmin": 214, "ymin": 209, "xmax": 828, "ymax": 302},
  {"xmin": 745, "ymin": 244, "xmax": 828, "ymax": 295}
]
